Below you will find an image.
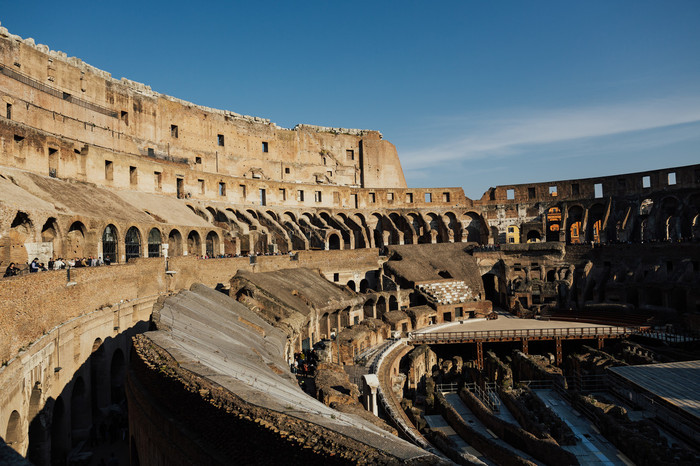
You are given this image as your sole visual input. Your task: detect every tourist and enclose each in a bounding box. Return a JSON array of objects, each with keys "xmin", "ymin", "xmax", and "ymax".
[
  {"xmin": 29, "ymin": 258, "xmax": 40, "ymax": 273},
  {"xmin": 53, "ymin": 257, "xmax": 65, "ymax": 270},
  {"xmin": 3, "ymin": 262, "xmax": 19, "ymax": 277}
]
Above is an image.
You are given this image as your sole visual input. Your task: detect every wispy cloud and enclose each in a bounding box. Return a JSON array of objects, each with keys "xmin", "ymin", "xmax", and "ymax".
[{"xmin": 400, "ymin": 96, "xmax": 700, "ymax": 170}]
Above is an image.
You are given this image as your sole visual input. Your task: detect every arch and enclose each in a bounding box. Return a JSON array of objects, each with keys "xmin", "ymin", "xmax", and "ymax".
[
  {"xmin": 41, "ymin": 217, "xmax": 61, "ymax": 258},
  {"xmin": 546, "ymin": 206, "xmax": 562, "ymax": 242},
  {"xmin": 347, "ymin": 280, "xmax": 356, "ymax": 291},
  {"xmin": 389, "ymin": 295, "xmax": 399, "ymax": 311},
  {"xmin": 328, "ymin": 233, "xmax": 341, "ymax": 250},
  {"xmin": 526, "ymin": 230, "xmax": 541, "ymax": 242},
  {"xmin": 66, "ymin": 221, "xmax": 87, "ymax": 258},
  {"xmin": 363, "ymin": 299, "xmax": 375, "ymax": 319},
  {"xmin": 102, "ymin": 224, "xmax": 118, "ymax": 263},
  {"xmin": 50, "ymin": 396, "xmax": 66, "ymax": 463},
  {"xmin": 168, "ymin": 229, "xmax": 183, "ymax": 257},
  {"xmin": 111, "ymin": 348, "xmax": 126, "ymax": 404},
  {"xmin": 566, "ymin": 205, "xmax": 584, "ymax": 244},
  {"xmin": 445, "ymin": 211, "xmax": 462, "ymax": 242},
  {"xmin": 206, "ymin": 231, "xmax": 220, "ymax": 257},
  {"xmin": 5, "ymin": 410, "xmax": 22, "ymax": 451},
  {"xmin": 359, "ymin": 279, "xmax": 369, "ymax": 293},
  {"xmin": 27, "ymin": 383, "xmax": 49, "ymax": 465},
  {"xmin": 463, "ymin": 211, "xmax": 488, "ymax": 244},
  {"xmin": 125, "ymin": 226, "xmax": 142, "ymax": 261},
  {"xmin": 376, "ymin": 296, "xmax": 387, "ymax": 318},
  {"xmin": 148, "ymin": 228, "xmax": 162, "ymax": 257},
  {"xmin": 693, "ymin": 214, "xmax": 700, "ymax": 240},
  {"xmin": 187, "ymin": 230, "xmax": 202, "ymax": 256},
  {"xmin": 70, "ymin": 376, "xmax": 90, "ymax": 446},
  {"xmin": 587, "ymin": 203, "xmax": 606, "ymax": 243}
]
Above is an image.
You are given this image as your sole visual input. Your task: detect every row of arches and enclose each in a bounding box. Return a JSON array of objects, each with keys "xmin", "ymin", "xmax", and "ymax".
[
  {"xmin": 2, "ymin": 209, "xmax": 224, "ymax": 265},
  {"xmin": 4, "ymin": 340, "xmax": 127, "ymax": 464}
]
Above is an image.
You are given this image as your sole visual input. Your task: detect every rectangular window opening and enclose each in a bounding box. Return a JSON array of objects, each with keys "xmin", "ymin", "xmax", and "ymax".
[
  {"xmin": 297, "ymin": 190, "xmax": 305, "ymax": 202},
  {"xmin": 279, "ymin": 188, "xmax": 286, "ymax": 201},
  {"xmin": 369, "ymin": 192, "xmax": 376, "ymax": 203},
  {"xmin": 198, "ymin": 179, "xmax": 205, "ymax": 194},
  {"xmin": 154, "ymin": 171, "xmax": 162, "ymax": 190},
  {"xmin": 195, "ymin": 156, "xmax": 202, "ymax": 165},
  {"xmin": 668, "ymin": 172, "xmax": 676, "ymax": 185},
  {"xmin": 406, "ymin": 193, "xmax": 413, "ymax": 203},
  {"xmin": 170, "ymin": 124, "xmax": 178, "ymax": 138},
  {"xmin": 147, "ymin": 147, "xmax": 155, "ymax": 158},
  {"xmin": 262, "ymin": 141, "xmax": 268, "ymax": 153},
  {"xmin": 506, "ymin": 189, "xmax": 515, "ymax": 200},
  {"xmin": 6, "ymin": 103, "xmax": 11, "ymax": 120},
  {"xmin": 129, "ymin": 166, "xmax": 137, "ymax": 185},
  {"xmin": 642, "ymin": 175, "xmax": 651, "ymax": 188},
  {"xmin": 120, "ymin": 110, "xmax": 128, "ymax": 125},
  {"xmin": 239, "ymin": 184, "xmax": 246, "ymax": 198},
  {"xmin": 284, "ymin": 167, "xmax": 291, "ymax": 174},
  {"xmin": 594, "ymin": 183, "xmax": 603, "ymax": 198},
  {"xmin": 333, "ymin": 273, "xmax": 339, "ymax": 282},
  {"xmin": 314, "ymin": 191, "xmax": 322, "ymax": 203},
  {"xmin": 259, "ymin": 188, "xmax": 266, "ymax": 206},
  {"xmin": 13, "ymin": 134, "xmax": 24, "ymax": 143},
  {"xmin": 527, "ymin": 187, "xmax": 536, "ymax": 199},
  {"xmin": 217, "ymin": 134, "xmax": 225, "ymax": 146},
  {"xmin": 443, "ymin": 192, "xmax": 450, "ymax": 202},
  {"xmin": 346, "ymin": 149, "xmax": 354, "ymax": 161},
  {"xmin": 549, "ymin": 186, "xmax": 558, "ymax": 197},
  {"xmin": 105, "ymin": 160, "xmax": 113, "ymax": 180},
  {"xmin": 387, "ymin": 192, "xmax": 394, "ymax": 201},
  {"xmin": 425, "ymin": 192, "xmax": 433, "ymax": 202},
  {"xmin": 219, "ymin": 182, "xmax": 227, "ymax": 196}
]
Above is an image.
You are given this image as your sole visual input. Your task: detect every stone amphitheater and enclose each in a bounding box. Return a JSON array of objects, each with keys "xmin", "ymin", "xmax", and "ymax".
[{"xmin": 1, "ymin": 24, "xmax": 699, "ymax": 465}]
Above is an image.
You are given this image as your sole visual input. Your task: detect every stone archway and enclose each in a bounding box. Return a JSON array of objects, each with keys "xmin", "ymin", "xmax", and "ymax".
[
  {"xmin": 125, "ymin": 227, "xmax": 142, "ymax": 261},
  {"xmin": 168, "ymin": 229, "xmax": 183, "ymax": 257},
  {"xmin": 148, "ymin": 228, "xmax": 162, "ymax": 258}
]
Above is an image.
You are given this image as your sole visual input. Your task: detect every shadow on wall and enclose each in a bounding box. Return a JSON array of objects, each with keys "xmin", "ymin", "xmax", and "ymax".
[{"xmin": 2, "ymin": 324, "xmax": 148, "ymax": 466}]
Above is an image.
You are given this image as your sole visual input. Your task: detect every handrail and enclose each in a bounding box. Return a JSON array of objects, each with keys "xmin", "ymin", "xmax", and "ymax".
[{"xmin": 411, "ymin": 326, "xmax": 642, "ymax": 342}]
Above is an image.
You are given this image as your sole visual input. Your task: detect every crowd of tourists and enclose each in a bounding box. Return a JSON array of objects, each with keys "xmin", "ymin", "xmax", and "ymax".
[
  {"xmin": 291, "ymin": 349, "xmax": 319, "ymax": 377},
  {"xmin": 3, "ymin": 256, "xmax": 112, "ymax": 277}
]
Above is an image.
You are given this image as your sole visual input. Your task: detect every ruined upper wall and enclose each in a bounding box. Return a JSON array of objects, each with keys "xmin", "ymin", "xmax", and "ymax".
[
  {"xmin": 0, "ymin": 25, "xmax": 406, "ymax": 190},
  {"xmin": 479, "ymin": 164, "xmax": 700, "ymax": 204}
]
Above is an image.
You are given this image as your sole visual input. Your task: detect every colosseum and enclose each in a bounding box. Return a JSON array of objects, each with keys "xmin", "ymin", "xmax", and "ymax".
[{"xmin": 1, "ymin": 24, "xmax": 699, "ymax": 466}]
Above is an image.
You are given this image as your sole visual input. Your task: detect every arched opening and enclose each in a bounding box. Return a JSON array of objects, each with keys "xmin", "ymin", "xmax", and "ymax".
[
  {"xmin": 90, "ymin": 338, "xmax": 107, "ymax": 421},
  {"xmin": 50, "ymin": 397, "xmax": 66, "ymax": 464},
  {"xmin": 526, "ymin": 230, "xmax": 541, "ymax": 243},
  {"xmin": 125, "ymin": 227, "xmax": 142, "ymax": 261},
  {"xmin": 463, "ymin": 212, "xmax": 488, "ymax": 244},
  {"xmin": 41, "ymin": 217, "xmax": 61, "ymax": 259},
  {"xmin": 693, "ymin": 214, "xmax": 700, "ymax": 240},
  {"xmin": 9, "ymin": 212, "xmax": 33, "ymax": 265},
  {"xmin": 363, "ymin": 299, "xmax": 375, "ymax": 319},
  {"xmin": 376, "ymin": 296, "xmax": 387, "ymax": 318},
  {"xmin": 546, "ymin": 206, "xmax": 561, "ymax": 242},
  {"xmin": 111, "ymin": 349, "xmax": 126, "ymax": 404},
  {"xmin": 546, "ymin": 270, "xmax": 557, "ymax": 282},
  {"xmin": 70, "ymin": 376, "xmax": 90, "ymax": 446},
  {"xmin": 482, "ymin": 274, "xmax": 500, "ymax": 307},
  {"xmin": 27, "ymin": 383, "xmax": 50, "ymax": 465},
  {"xmin": 389, "ymin": 295, "xmax": 399, "ymax": 311},
  {"xmin": 205, "ymin": 231, "xmax": 220, "ymax": 257},
  {"xmin": 588, "ymin": 204, "xmax": 605, "ymax": 243},
  {"xmin": 328, "ymin": 233, "xmax": 341, "ymax": 250},
  {"xmin": 347, "ymin": 280, "xmax": 356, "ymax": 291},
  {"xmin": 147, "ymin": 228, "xmax": 162, "ymax": 257},
  {"xmin": 567, "ymin": 206, "xmax": 584, "ymax": 244},
  {"xmin": 168, "ymin": 229, "xmax": 183, "ymax": 257},
  {"xmin": 102, "ymin": 224, "xmax": 118, "ymax": 263},
  {"xmin": 359, "ymin": 279, "xmax": 369, "ymax": 293},
  {"xmin": 187, "ymin": 231, "xmax": 202, "ymax": 256},
  {"xmin": 66, "ymin": 221, "xmax": 87, "ymax": 258},
  {"xmin": 5, "ymin": 410, "xmax": 22, "ymax": 451}
]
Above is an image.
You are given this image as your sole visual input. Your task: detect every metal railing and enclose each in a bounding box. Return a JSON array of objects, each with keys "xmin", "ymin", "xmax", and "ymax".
[
  {"xmin": 436, "ymin": 382, "xmax": 459, "ymax": 394},
  {"xmin": 465, "ymin": 382, "xmax": 501, "ymax": 412},
  {"xmin": 411, "ymin": 326, "xmax": 640, "ymax": 343}
]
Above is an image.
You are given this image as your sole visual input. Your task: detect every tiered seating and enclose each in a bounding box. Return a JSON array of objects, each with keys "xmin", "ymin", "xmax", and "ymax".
[{"xmin": 418, "ymin": 281, "xmax": 473, "ymax": 304}]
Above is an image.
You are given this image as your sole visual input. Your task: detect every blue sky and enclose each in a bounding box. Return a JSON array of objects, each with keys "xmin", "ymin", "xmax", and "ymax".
[{"xmin": 2, "ymin": 1, "xmax": 699, "ymax": 198}]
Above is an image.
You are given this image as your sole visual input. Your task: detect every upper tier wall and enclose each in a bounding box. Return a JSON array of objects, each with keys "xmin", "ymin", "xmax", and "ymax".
[{"xmin": 0, "ymin": 27, "xmax": 406, "ymax": 190}]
